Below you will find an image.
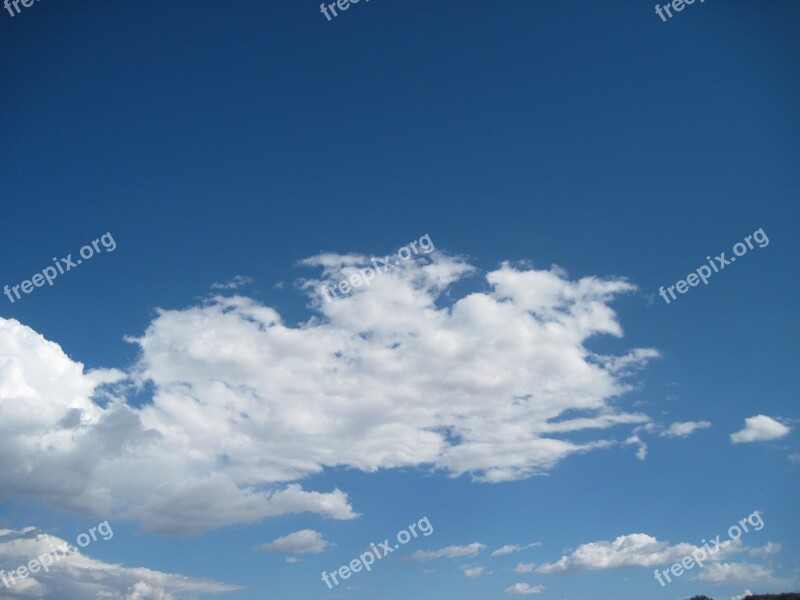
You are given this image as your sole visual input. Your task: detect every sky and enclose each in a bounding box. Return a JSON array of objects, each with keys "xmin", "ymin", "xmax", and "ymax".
[{"xmin": 0, "ymin": 1, "xmax": 798, "ymax": 599}]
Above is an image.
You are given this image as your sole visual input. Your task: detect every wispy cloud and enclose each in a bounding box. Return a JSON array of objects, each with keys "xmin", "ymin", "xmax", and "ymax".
[
  {"xmin": 505, "ymin": 583, "xmax": 545, "ymax": 595},
  {"xmin": 409, "ymin": 543, "xmax": 486, "ymax": 562},
  {"xmin": 211, "ymin": 275, "xmax": 254, "ymax": 290},
  {"xmin": 625, "ymin": 433, "xmax": 648, "ymax": 460},
  {"xmin": 492, "ymin": 542, "xmax": 541, "ymax": 556},
  {"xmin": 461, "ymin": 565, "xmax": 490, "ymax": 577},
  {"xmin": 693, "ymin": 562, "xmax": 775, "ymax": 584}
]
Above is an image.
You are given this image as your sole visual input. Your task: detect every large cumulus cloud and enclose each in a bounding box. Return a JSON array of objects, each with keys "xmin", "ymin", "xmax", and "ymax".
[{"xmin": 0, "ymin": 251, "xmax": 657, "ymax": 534}]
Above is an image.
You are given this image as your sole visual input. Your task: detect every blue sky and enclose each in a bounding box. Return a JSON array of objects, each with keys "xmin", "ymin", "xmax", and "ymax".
[{"xmin": 0, "ymin": 1, "xmax": 798, "ymax": 599}]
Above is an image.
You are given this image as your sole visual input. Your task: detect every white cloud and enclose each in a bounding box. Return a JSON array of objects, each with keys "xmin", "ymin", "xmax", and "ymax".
[
  {"xmin": 662, "ymin": 421, "xmax": 712, "ymax": 438},
  {"xmin": 536, "ymin": 533, "xmax": 714, "ymax": 573},
  {"xmin": 0, "ymin": 527, "xmax": 239, "ymax": 599},
  {"xmin": 505, "ymin": 583, "xmax": 545, "ymax": 595},
  {"xmin": 515, "ymin": 562, "xmax": 536, "ymax": 573},
  {"xmin": 257, "ymin": 529, "xmax": 329, "ymax": 554},
  {"xmin": 491, "ymin": 543, "xmax": 540, "ymax": 556},
  {"xmin": 748, "ymin": 542, "xmax": 781, "ymax": 557},
  {"xmin": 730, "ymin": 415, "xmax": 791, "ymax": 443},
  {"xmin": 0, "ymin": 254, "xmax": 658, "ymax": 534},
  {"xmin": 535, "ymin": 532, "xmax": 778, "ymax": 579},
  {"xmin": 135, "ymin": 479, "xmax": 356, "ymax": 536},
  {"xmin": 210, "ymin": 275, "xmax": 253, "ymax": 290},
  {"xmin": 731, "ymin": 589, "xmax": 753, "ymax": 600},
  {"xmin": 625, "ymin": 434, "xmax": 648, "ymax": 460},
  {"xmin": 693, "ymin": 562, "xmax": 774, "ymax": 584},
  {"xmin": 461, "ymin": 565, "xmax": 490, "ymax": 577},
  {"xmin": 409, "ymin": 543, "xmax": 486, "ymax": 562},
  {"xmin": 789, "ymin": 452, "xmax": 800, "ymax": 463}
]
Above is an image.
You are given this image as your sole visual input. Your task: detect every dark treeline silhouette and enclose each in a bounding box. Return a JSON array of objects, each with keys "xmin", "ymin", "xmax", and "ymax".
[{"xmin": 686, "ymin": 595, "xmax": 800, "ymax": 600}]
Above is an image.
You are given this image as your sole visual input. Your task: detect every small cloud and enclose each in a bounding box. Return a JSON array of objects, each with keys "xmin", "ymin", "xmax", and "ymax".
[
  {"xmin": 662, "ymin": 421, "xmax": 712, "ymax": 438},
  {"xmin": 730, "ymin": 415, "xmax": 791, "ymax": 443},
  {"xmin": 409, "ymin": 543, "xmax": 486, "ymax": 562},
  {"xmin": 748, "ymin": 542, "xmax": 781, "ymax": 557},
  {"xmin": 505, "ymin": 583, "xmax": 545, "ymax": 595},
  {"xmin": 492, "ymin": 543, "xmax": 541, "ymax": 556},
  {"xmin": 258, "ymin": 529, "xmax": 329, "ymax": 554},
  {"xmin": 789, "ymin": 452, "xmax": 800, "ymax": 463},
  {"xmin": 211, "ymin": 275, "xmax": 254, "ymax": 290},
  {"xmin": 461, "ymin": 565, "xmax": 490, "ymax": 577},
  {"xmin": 732, "ymin": 590, "xmax": 753, "ymax": 600},
  {"xmin": 285, "ymin": 556, "xmax": 301, "ymax": 563},
  {"xmin": 515, "ymin": 562, "xmax": 536, "ymax": 573},
  {"xmin": 625, "ymin": 434, "xmax": 648, "ymax": 460}
]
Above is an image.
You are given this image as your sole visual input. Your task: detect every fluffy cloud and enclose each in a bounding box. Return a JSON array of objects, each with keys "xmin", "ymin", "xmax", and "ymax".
[
  {"xmin": 536, "ymin": 533, "xmax": 716, "ymax": 573},
  {"xmin": 0, "ymin": 528, "xmax": 238, "ymax": 599},
  {"xmin": 539, "ymin": 534, "xmax": 678, "ymax": 573},
  {"xmin": 257, "ymin": 529, "xmax": 329, "ymax": 554},
  {"xmin": 730, "ymin": 415, "xmax": 791, "ymax": 443},
  {"xmin": 662, "ymin": 421, "xmax": 712, "ymax": 438},
  {"xmin": 505, "ymin": 583, "xmax": 545, "ymax": 595},
  {"xmin": 535, "ymin": 532, "xmax": 778, "ymax": 578},
  {"xmin": 409, "ymin": 543, "xmax": 486, "ymax": 562},
  {"xmin": 0, "ymin": 317, "xmax": 355, "ymax": 536},
  {"xmin": 0, "ymin": 253, "xmax": 658, "ymax": 534},
  {"xmin": 491, "ymin": 543, "xmax": 540, "ymax": 556}
]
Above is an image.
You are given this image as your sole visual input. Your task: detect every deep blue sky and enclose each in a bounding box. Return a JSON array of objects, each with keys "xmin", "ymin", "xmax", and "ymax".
[{"xmin": 1, "ymin": 1, "xmax": 798, "ymax": 599}]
